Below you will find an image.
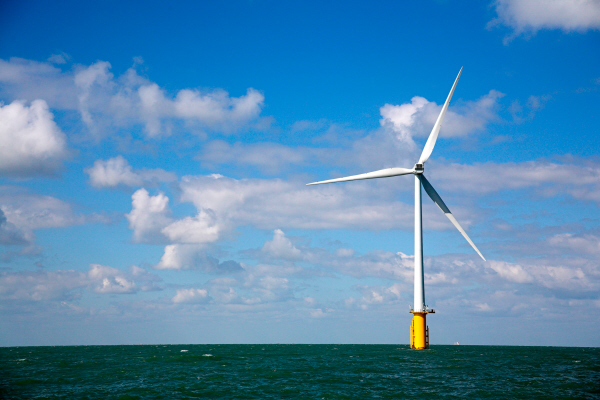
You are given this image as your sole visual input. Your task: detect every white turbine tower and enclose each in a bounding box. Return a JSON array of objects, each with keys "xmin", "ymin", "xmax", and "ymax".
[{"xmin": 307, "ymin": 68, "xmax": 485, "ymax": 349}]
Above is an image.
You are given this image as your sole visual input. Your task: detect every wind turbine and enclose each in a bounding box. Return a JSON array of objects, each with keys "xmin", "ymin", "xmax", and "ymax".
[{"xmin": 307, "ymin": 68, "xmax": 485, "ymax": 349}]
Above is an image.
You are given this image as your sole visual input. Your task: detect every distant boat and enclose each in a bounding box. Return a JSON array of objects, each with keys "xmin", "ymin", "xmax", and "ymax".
[{"xmin": 454, "ymin": 342, "xmax": 460, "ymax": 345}]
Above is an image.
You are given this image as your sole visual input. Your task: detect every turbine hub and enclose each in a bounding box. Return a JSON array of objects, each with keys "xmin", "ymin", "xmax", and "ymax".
[{"xmin": 414, "ymin": 163, "xmax": 424, "ymax": 174}]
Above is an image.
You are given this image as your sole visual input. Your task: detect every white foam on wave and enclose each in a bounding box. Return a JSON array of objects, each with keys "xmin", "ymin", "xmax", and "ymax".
[
  {"xmin": 202, "ymin": 354, "xmax": 213, "ymax": 357},
  {"xmin": 180, "ymin": 350, "xmax": 188, "ymax": 352}
]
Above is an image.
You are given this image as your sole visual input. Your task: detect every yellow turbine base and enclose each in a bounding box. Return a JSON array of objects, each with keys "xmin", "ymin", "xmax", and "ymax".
[{"xmin": 410, "ymin": 312, "xmax": 430, "ymax": 349}]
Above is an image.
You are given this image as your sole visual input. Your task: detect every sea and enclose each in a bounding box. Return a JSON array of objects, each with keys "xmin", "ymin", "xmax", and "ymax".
[{"xmin": 1, "ymin": 344, "xmax": 599, "ymax": 399}]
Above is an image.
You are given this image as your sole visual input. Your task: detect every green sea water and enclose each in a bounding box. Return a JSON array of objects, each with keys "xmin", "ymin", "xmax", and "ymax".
[{"xmin": 1, "ymin": 345, "xmax": 599, "ymax": 399}]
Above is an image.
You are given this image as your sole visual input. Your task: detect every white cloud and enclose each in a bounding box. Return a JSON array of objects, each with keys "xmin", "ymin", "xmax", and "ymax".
[
  {"xmin": 178, "ymin": 174, "xmax": 420, "ymax": 231},
  {"xmin": 491, "ymin": 0, "xmax": 600, "ymax": 42},
  {"xmin": 86, "ymin": 155, "xmax": 142, "ymax": 187},
  {"xmin": 161, "ymin": 211, "xmax": 220, "ymax": 244},
  {"xmin": 155, "ymin": 244, "xmax": 243, "ymax": 273},
  {"xmin": 196, "ymin": 89, "xmax": 503, "ymax": 175},
  {"xmin": 547, "ymin": 233, "xmax": 600, "ymax": 255},
  {"xmin": 426, "ymin": 159, "xmax": 600, "ymax": 204},
  {"xmin": 336, "ymin": 248, "xmax": 355, "ymax": 257},
  {"xmin": 74, "ymin": 61, "xmax": 113, "ymax": 128},
  {"xmin": 85, "ymin": 155, "xmax": 176, "ymax": 188},
  {"xmin": 509, "ymin": 95, "xmax": 551, "ymax": 122},
  {"xmin": 155, "ymin": 244, "xmax": 196, "ymax": 270},
  {"xmin": 309, "ymin": 308, "xmax": 334, "ymax": 318},
  {"xmin": 487, "ymin": 260, "xmax": 589, "ymax": 290},
  {"xmin": 0, "ymin": 100, "xmax": 69, "ymax": 177},
  {"xmin": 196, "ymin": 84, "xmax": 506, "ymax": 176},
  {"xmin": 0, "ymin": 185, "xmax": 104, "ymax": 251},
  {"xmin": 262, "ymin": 229, "xmax": 302, "ymax": 260},
  {"xmin": 379, "ymin": 90, "xmax": 503, "ymax": 142},
  {"xmin": 136, "ymin": 83, "xmax": 168, "ymax": 136},
  {"xmin": 172, "ymin": 288, "xmax": 209, "ymax": 304},
  {"xmin": 0, "ymin": 208, "xmax": 28, "ymax": 245},
  {"xmin": 125, "ymin": 189, "xmax": 172, "ymax": 243},
  {"xmin": 488, "ymin": 260, "xmax": 533, "ymax": 283},
  {"xmin": 202, "ymin": 266, "xmax": 296, "ymax": 306},
  {"xmin": 1, "ymin": 185, "xmax": 108, "ymax": 258},
  {"xmin": 0, "ymin": 269, "xmax": 87, "ymax": 302},
  {"xmin": 88, "ymin": 264, "xmax": 137, "ymax": 294},
  {"xmin": 0, "ymin": 264, "xmax": 158, "ymax": 302},
  {"xmin": 47, "ymin": 53, "xmax": 69, "ymax": 65},
  {"xmin": 323, "ymin": 250, "xmax": 415, "ymax": 282},
  {"xmin": 249, "ymin": 276, "xmax": 292, "ymax": 303},
  {"xmin": 173, "ymin": 88, "xmax": 264, "ymax": 133},
  {"xmin": 0, "ymin": 58, "xmax": 77, "ymax": 109},
  {"xmin": 120, "ymin": 71, "xmax": 266, "ymax": 137},
  {"xmin": 346, "ymin": 283, "xmax": 404, "ymax": 310},
  {"xmin": 0, "ymin": 57, "xmax": 267, "ymax": 138}
]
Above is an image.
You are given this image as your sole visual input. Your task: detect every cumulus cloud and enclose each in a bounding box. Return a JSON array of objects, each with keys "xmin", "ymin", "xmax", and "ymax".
[
  {"xmin": 547, "ymin": 233, "xmax": 600, "ymax": 255},
  {"xmin": 155, "ymin": 244, "xmax": 243, "ymax": 273},
  {"xmin": 0, "ymin": 185, "xmax": 106, "ymax": 253},
  {"xmin": 88, "ymin": 264, "xmax": 137, "ymax": 294},
  {"xmin": 196, "ymin": 133, "xmax": 407, "ymax": 176},
  {"xmin": 0, "ymin": 100, "xmax": 69, "ymax": 177},
  {"xmin": 336, "ymin": 248, "xmax": 355, "ymax": 257},
  {"xmin": 178, "ymin": 174, "xmax": 420, "ymax": 231},
  {"xmin": 125, "ymin": 187, "xmax": 224, "ymax": 245},
  {"xmin": 157, "ymin": 246, "xmax": 304, "ymax": 306},
  {"xmin": 0, "ymin": 57, "xmax": 267, "ymax": 138},
  {"xmin": 85, "ymin": 155, "xmax": 176, "ymax": 188},
  {"xmin": 47, "ymin": 53, "xmax": 70, "ymax": 65},
  {"xmin": 508, "ymin": 95, "xmax": 550, "ymax": 122},
  {"xmin": 0, "ymin": 269, "xmax": 87, "ymax": 302},
  {"xmin": 172, "ymin": 288, "xmax": 210, "ymax": 304},
  {"xmin": 168, "ymin": 263, "xmax": 295, "ymax": 306},
  {"xmin": 204, "ymin": 271, "xmax": 293, "ymax": 306},
  {"xmin": 74, "ymin": 61, "xmax": 114, "ymax": 128},
  {"xmin": 379, "ymin": 90, "xmax": 503, "ymax": 144},
  {"xmin": 161, "ymin": 211, "xmax": 221, "ymax": 244},
  {"xmin": 262, "ymin": 229, "xmax": 302, "ymax": 260},
  {"xmin": 86, "ymin": 156, "xmax": 142, "ymax": 187},
  {"xmin": 0, "ymin": 209, "xmax": 28, "ymax": 245},
  {"xmin": 0, "ymin": 58, "xmax": 77, "ymax": 109},
  {"xmin": 346, "ymin": 283, "xmax": 403, "ymax": 310},
  {"xmin": 309, "ymin": 307, "xmax": 334, "ymax": 318},
  {"xmin": 173, "ymin": 88, "xmax": 264, "ymax": 134},
  {"xmin": 241, "ymin": 228, "xmax": 600, "ymax": 316},
  {"xmin": 490, "ymin": 0, "xmax": 600, "ymax": 43},
  {"xmin": 0, "ymin": 264, "xmax": 159, "ymax": 302},
  {"xmin": 196, "ymin": 84, "xmax": 508, "ymax": 176},
  {"xmin": 196, "ymin": 89, "xmax": 504, "ymax": 175},
  {"xmin": 487, "ymin": 260, "xmax": 589, "ymax": 290},
  {"xmin": 120, "ymin": 68, "xmax": 265, "ymax": 137},
  {"xmin": 325, "ymin": 250, "xmax": 415, "ymax": 282},
  {"xmin": 430, "ymin": 159, "xmax": 600, "ymax": 203},
  {"xmin": 125, "ymin": 189, "xmax": 172, "ymax": 243},
  {"xmin": 487, "ymin": 260, "xmax": 534, "ymax": 283},
  {"xmin": 125, "ymin": 172, "xmax": 472, "ymax": 257}
]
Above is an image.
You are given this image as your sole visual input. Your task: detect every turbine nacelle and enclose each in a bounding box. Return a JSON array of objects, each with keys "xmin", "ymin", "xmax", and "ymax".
[{"xmin": 413, "ymin": 163, "xmax": 424, "ymax": 174}]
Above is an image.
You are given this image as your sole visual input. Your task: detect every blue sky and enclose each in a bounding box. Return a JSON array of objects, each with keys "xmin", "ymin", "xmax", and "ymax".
[{"xmin": 1, "ymin": 0, "xmax": 600, "ymax": 346}]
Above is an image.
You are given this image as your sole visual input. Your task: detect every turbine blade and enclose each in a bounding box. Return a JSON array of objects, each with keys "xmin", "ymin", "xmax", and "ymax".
[
  {"xmin": 418, "ymin": 67, "xmax": 463, "ymax": 165},
  {"xmin": 419, "ymin": 174, "xmax": 486, "ymax": 261},
  {"xmin": 307, "ymin": 167, "xmax": 413, "ymax": 186}
]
